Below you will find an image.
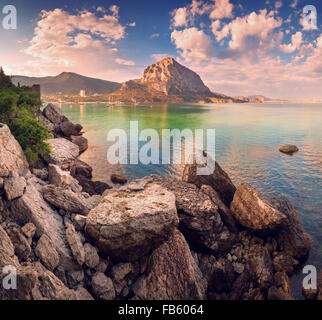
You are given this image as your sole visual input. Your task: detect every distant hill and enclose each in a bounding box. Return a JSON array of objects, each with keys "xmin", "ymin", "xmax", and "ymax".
[
  {"xmin": 11, "ymin": 72, "xmax": 121, "ymax": 95},
  {"xmin": 108, "ymin": 57, "xmax": 232, "ymax": 103}
]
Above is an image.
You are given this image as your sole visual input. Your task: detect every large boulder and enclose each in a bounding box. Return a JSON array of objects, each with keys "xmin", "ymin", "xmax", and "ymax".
[
  {"xmin": 10, "ymin": 183, "xmax": 76, "ymax": 270},
  {"xmin": 230, "ymin": 183, "xmax": 288, "ymax": 234},
  {"xmin": 42, "ymin": 103, "xmax": 64, "ymax": 125},
  {"xmin": 85, "ymin": 178, "xmax": 178, "ymax": 261},
  {"xmin": 43, "ymin": 138, "xmax": 79, "ymax": 170},
  {"xmin": 270, "ymin": 196, "xmax": 312, "ymax": 259},
  {"xmin": 0, "ymin": 124, "xmax": 29, "ymax": 176},
  {"xmin": 131, "ymin": 229, "xmax": 207, "ymax": 300},
  {"xmin": 182, "ymin": 159, "xmax": 236, "ymax": 207},
  {"xmin": 150, "ymin": 176, "xmax": 235, "ymax": 255}
]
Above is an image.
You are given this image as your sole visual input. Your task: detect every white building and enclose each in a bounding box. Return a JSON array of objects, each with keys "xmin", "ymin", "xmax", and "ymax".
[{"xmin": 80, "ymin": 90, "xmax": 86, "ymax": 97}]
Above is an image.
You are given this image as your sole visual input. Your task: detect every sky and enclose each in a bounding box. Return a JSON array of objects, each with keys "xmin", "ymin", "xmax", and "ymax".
[{"xmin": 0, "ymin": 0, "xmax": 321, "ymax": 100}]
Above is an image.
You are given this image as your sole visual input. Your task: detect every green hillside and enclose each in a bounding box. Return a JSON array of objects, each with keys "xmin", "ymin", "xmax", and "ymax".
[{"xmin": 12, "ymin": 72, "xmax": 121, "ymax": 95}]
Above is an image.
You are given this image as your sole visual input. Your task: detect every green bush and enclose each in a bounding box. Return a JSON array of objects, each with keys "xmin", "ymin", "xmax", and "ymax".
[{"xmin": 0, "ymin": 68, "xmax": 52, "ymax": 166}]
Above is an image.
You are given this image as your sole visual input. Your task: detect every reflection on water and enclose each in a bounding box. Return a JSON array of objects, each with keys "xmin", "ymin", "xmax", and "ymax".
[{"xmin": 61, "ymin": 102, "xmax": 322, "ymax": 299}]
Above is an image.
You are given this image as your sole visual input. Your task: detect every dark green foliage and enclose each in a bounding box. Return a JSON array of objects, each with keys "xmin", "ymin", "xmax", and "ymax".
[{"xmin": 0, "ymin": 68, "xmax": 52, "ymax": 166}]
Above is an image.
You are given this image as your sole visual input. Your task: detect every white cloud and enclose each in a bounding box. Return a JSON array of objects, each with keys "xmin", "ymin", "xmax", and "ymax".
[
  {"xmin": 115, "ymin": 58, "xmax": 136, "ymax": 66},
  {"xmin": 212, "ymin": 9, "xmax": 282, "ymax": 54},
  {"xmin": 171, "ymin": 7, "xmax": 189, "ymax": 27},
  {"xmin": 171, "ymin": 27, "xmax": 213, "ymax": 62},
  {"xmin": 209, "ymin": 0, "xmax": 234, "ymax": 19},
  {"xmin": 128, "ymin": 22, "xmax": 136, "ymax": 27},
  {"xmin": 280, "ymin": 31, "xmax": 302, "ymax": 53}
]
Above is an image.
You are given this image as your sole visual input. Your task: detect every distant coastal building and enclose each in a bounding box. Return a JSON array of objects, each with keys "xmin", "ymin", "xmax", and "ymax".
[{"xmin": 80, "ymin": 89, "xmax": 86, "ymax": 97}]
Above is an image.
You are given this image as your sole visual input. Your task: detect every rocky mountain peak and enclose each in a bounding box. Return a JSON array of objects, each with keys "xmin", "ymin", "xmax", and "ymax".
[{"xmin": 140, "ymin": 57, "xmax": 211, "ymax": 96}]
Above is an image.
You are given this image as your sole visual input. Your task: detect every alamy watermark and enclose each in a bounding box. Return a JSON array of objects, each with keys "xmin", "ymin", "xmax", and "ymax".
[
  {"xmin": 303, "ymin": 265, "xmax": 317, "ymax": 290},
  {"xmin": 2, "ymin": 265, "xmax": 17, "ymax": 290},
  {"xmin": 2, "ymin": 5, "xmax": 17, "ymax": 30},
  {"xmin": 106, "ymin": 121, "xmax": 216, "ymax": 175},
  {"xmin": 302, "ymin": 5, "xmax": 318, "ymax": 30}
]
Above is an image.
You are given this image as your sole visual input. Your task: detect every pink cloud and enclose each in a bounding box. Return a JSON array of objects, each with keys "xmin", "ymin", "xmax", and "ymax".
[{"xmin": 6, "ymin": 7, "xmax": 140, "ymax": 82}]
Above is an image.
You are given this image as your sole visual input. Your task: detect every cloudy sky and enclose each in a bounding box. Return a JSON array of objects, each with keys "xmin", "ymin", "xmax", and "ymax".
[{"xmin": 1, "ymin": 0, "xmax": 321, "ymax": 100}]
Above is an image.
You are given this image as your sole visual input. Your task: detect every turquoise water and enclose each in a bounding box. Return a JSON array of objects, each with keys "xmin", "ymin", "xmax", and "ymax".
[{"xmin": 61, "ymin": 102, "xmax": 322, "ymax": 298}]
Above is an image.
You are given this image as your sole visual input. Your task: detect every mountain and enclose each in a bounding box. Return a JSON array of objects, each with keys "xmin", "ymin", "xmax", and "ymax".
[
  {"xmin": 11, "ymin": 72, "xmax": 121, "ymax": 95},
  {"xmin": 108, "ymin": 57, "xmax": 231, "ymax": 103}
]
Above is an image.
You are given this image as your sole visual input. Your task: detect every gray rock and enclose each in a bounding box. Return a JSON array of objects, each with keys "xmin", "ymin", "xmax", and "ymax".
[
  {"xmin": 131, "ymin": 229, "xmax": 207, "ymax": 300},
  {"xmin": 42, "ymin": 103, "xmax": 64, "ymax": 125},
  {"xmin": 271, "ymin": 196, "xmax": 312, "ymax": 259},
  {"xmin": 66, "ymin": 270, "xmax": 84, "ymax": 287},
  {"xmin": 43, "ymin": 138, "xmax": 79, "ymax": 170},
  {"xmin": 279, "ymin": 145, "xmax": 299, "ymax": 155},
  {"xmin": 182, "ymin": 158, "xmax": 236, "ymax": 206},
  {"xmin": 21, "ymin": 223, "xmax": 36, "ymax": 241},
  {"xmin": 230, "ymin": 183, "xmax": 288, "ymax": 234},
  {"xmin": 85, "ymin": 178, "xmax": 178, "ymax": 261},
  {"xmin": 111, "ymin": 263, "xmax": 133, "ymax": 282},
  {"xmin": 65, "ymin": 223, "xmax": 85, "ymax": 266},
  {"xmin": 35, "ymin": 234, "xmax": 60, "ymax": 271},
  {"xmin": 84, "ymin": 243, "xmax": 99, "ymax": 269},
  {"xmin": 32, "ymin": 270, "xmax": 78, "ymax": 300},
  {"xmin": 10, "ymin": 183, "xmax": 76, "ymax": 270},
  {"xmin": 7, "ymin": 227, "xmax": 31, "ymax": 261},
  {"xmin": 150, "ymin": 176, "xmax": 235, "ymax": 255},
  {"xmin": 42, "ymin": 185, "xmax": 89, "ymax": 214},
  {"xmin": 91, "ymin": 273, "xmax": 116, "ymax": 300},
  {"xmin": 48, "ymin": 164, "xmax": 81, "ymax": 192},
  {"xmin": 0, "ymin": 124, "xmax": 29, "ymax": 175},
  {"xmin": 4, "ymin": 176, "xmax": 26, "ymax": 200}
]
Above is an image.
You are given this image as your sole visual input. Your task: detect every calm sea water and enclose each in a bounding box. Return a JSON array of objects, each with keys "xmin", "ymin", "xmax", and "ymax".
[{"xmin": 61, "ymin": 102, "xmax": 322, "ymax": 298}]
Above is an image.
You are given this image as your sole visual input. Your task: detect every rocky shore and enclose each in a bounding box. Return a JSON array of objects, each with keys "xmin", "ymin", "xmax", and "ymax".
[{"xmin": 0, "ymin": 105, "xmax": 320, "ymax": 300}]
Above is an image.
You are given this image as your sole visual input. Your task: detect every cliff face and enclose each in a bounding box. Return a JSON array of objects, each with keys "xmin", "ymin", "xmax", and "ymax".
[
  {"xmin": 140, "ymin": 57, "xmax": 211, "ymax": 96},
  {"xmin": 108, "ymin": 57, "xmax": 218, "ymax": 103}
]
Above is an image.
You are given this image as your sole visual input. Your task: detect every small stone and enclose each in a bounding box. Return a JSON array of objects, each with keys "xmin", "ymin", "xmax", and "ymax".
[
  {"xmin": 111, "ymin": 174, "xmax": 128, "ymax": 185},
  {"xmin": 84, "ymin": 243, "xmax": 99, "ymax": 269},
  {"xmin": 35, "ymin": 234, "xmax": 60, "ymax": 271},
  {"xmin": 65, "ymin": 223, "xmax": 85, "ymax": 266},
  {"xmin": 111, "ymin": 263, "xmax": 133, "ymax": 282},
  {"xmin": 73, "ymin": 215, "xmax": 87, "ymax": 231},
  {"xmin": 7, "ymin": 227, "xmax": 31, "ymax": 261},
  {"xmin": 279, "ymin": 145, "xmax": 299, "ymax": 155},
  {"xmin": 91, "ymin": 273, "xmax": 116, "ymax": 300},
  {"xmin": 95, "ymin": 259, "xmax": 108, "ymax": 273},
  {"xmin": 67, "ymin": 270, "xmax": 84, "ymax": 288},
  {"xmin": 21, "ymin": 223, "xmax": 36, "ymax": 240}
]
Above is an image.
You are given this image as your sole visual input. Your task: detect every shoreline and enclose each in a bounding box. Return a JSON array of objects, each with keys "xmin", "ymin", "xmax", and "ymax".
[{"xmin": 1, "ymin": 102, "xmax": 320, "ymax": 300}]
